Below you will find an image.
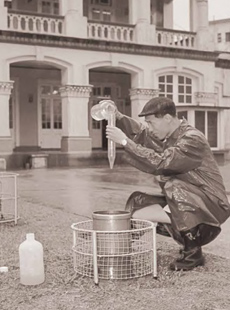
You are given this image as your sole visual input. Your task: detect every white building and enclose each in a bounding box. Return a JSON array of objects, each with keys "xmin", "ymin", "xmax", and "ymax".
[
  {"xmin": 0, "ymin": 0, "xmax": 230, "ymax": 169},
  {"xmin": 209, "ymin": 18, "xmax": 230, "ymax": 52}
]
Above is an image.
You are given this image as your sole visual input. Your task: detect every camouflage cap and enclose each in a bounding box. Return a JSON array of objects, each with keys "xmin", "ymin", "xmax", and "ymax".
[{"xmin": 138, "ymin": 97, "xmax": 176, "ymax": 117}]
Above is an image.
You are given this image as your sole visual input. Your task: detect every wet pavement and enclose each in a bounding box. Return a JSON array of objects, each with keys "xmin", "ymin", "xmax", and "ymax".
[{"xmin": 15, "ymin": 162, "xmax": 230, "ymax": 259}]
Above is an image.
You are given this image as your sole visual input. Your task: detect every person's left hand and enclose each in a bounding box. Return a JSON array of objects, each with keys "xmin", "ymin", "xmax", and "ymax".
[{"xmin": 106, "ymin": 126, "xmax": 127, "ymax": 145}]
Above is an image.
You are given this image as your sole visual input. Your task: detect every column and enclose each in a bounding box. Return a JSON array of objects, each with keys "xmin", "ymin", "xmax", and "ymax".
[
  {"xmin": 163, "ymin": 0, "xmax": 173, "ymax": 29},
  {"xmin": 0, "ymin": 81, "xmax": 14, "ymax": 153},
  {"xmin": 197, "ymin": 0, "xmax": 213, "ymax": 50},
  {"xmin": 64, "ymin": 0, "xmax": 87, "ymax": 38},
  {"xmin": 190, "ymin": 0, "xmax": 209, "ymax": 31},
  {"xmin": 0, "ymin": 0, "xmax": 8, "ymax": 30},
  {"xmin": 129, "ymin": 0, "xmax": 151, "ymax": 24},
  {"xmin": 190, "ymin": 0, "xmax": 198, "ymax": 32},
  {"xmin": 129, "ymin": 88, "xmax": 160, "ymax": 121},
  {"xmin": 196, "ymin": 0, "xmax": 209, "ymax": 30},
  {"xmin": 129, "ymin": 0, "xmax": 156, "ymax": 45},
  {"xmin": 59, "ymin": 84, "xmax": 92, "ymax": 153},
  {"xmin": 150, "ymin": 0, "xmax": 157, "ymax": 25}
]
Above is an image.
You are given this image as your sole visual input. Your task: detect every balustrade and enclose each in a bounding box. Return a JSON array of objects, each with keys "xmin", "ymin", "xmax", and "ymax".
[
  {"xmin": 8, "ymin": 12, "xmax": 64, "ymax": 35},
  {"xmin": 156, "ymin": 28, "xmax": 196, "ymax": 49},
  {"xmin": 88, "ymin": 22, "xmax": 134, "ymax": 43},
  {"xmin": 6, "ymin": 12, "xmax": 197, "ymax": 50}
]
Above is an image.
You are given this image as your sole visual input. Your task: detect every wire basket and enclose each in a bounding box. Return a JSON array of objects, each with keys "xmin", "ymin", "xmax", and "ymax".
[
  {"xmin": 71, "ymin": 219, "xmax": 157, "ymax": 284},
  {"xmin": 0, "ymin": 173, "xmax": 19, "ymax": 224}
]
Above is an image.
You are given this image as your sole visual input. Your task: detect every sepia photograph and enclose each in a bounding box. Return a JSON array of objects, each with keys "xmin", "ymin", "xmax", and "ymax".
[{"xmin": 0, "ymin": 0, "xmax": 230, "ymax": 309}]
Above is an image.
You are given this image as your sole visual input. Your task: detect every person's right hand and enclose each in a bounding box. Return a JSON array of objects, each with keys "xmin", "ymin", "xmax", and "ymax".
[{"xmin": 106, "ymin": 126, "xmax": 127, "ymax": 145}]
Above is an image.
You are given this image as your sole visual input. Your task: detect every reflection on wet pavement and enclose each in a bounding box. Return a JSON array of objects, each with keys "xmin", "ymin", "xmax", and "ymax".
[{"xmin": 17, "ymin": 167, "xmax": 161, "ymax": 219}]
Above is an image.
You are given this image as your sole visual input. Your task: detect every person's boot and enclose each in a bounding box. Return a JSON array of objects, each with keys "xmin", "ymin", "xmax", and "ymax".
[
  {"xmin": 156, "ymin": 223, "xmax": 171, "ymax": 237},
  {"xmin": 169, "ymin": 228, "xmax": 204, "ymax": 271}
]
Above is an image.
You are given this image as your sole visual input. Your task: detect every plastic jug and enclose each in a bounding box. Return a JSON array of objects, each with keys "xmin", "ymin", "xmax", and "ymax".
[
  {"xmin": 91, "ymin": 99, "xmax": 116, "ymax": 121},
  {"xmin": 19, "ymin": 233, "xmax": 45, "ymax": 285}
]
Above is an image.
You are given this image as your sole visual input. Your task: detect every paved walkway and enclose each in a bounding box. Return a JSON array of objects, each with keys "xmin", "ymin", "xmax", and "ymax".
[{"xmin": 15, "ymin": 162, "xmax": 230, "ymax": 259}]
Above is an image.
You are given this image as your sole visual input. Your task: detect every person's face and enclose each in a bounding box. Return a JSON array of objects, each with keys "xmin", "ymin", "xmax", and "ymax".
[{"xmin": 145, "ymin": 114, "xmax": 170, "ymax": 140}]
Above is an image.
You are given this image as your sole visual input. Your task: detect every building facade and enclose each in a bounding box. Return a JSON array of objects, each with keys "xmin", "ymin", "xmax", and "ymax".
[
  {"xmin": 0, "ymin": 0, "xmax": 230, "ymax": 169},
  {"xmin": 209, "ymin": 18, "xmax": 230, "ymax": 53}
]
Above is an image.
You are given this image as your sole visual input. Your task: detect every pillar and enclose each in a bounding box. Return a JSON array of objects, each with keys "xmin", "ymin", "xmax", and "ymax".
[
  {"xmin": 197, "ymin": 0, "xmax": 209, "ymax": 29},
  {"xmin": 59, "ymin": 84, "xmax": 92, "ymax": 153},
  {"xmin": 129, "ymin": 0, "xmax": 156, "ymax": 45},
  {"xmin": 0, "ymin": 81, "xmax": 14, "ymax": 153},
  {"xmin": 190, "ymin": 0, "xmax": 213, "ymax": 50},
  {"xmin": 129, "ymin": 0, "xmax": 151, "ymax": 24},
  {"xmin": 150, "ymin": 0, "xmax": 157, "ymax": 26},
  {"xmin": 130, "ymin": 88, "xmax": 160, "ymax": 121},
  {"xmin": 0, "ymin": 0, "xmax": 8, "ymax": 30},
  {"xmin": 163, "ymin": 0, "xmax": 173, "ymax": 29},
  {"xmin": 190, "ymin": 0, "xmax": 208, "ymax": 31},
  {"xmin": 64, "ymin": 0, "xmax": 87, "ymax": 38},
  {"xmin": 190, "ymin": 0, "xmax": 198, "ymax": 32}
]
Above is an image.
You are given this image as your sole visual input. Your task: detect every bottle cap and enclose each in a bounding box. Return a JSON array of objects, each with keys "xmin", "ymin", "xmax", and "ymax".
[
  {"xmin": 26, "ymin": 233, "xmax": 35, "ymax": 240},
  {"xmin": 0, "ymin": 266, "xmax": 8, "ymax": 273}
]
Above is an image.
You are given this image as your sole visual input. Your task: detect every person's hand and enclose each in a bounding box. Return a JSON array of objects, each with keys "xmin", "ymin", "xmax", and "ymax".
[
  {"xmin": 155, "ymin": 175, "xmax": 171, "ymax": 183},
  {"xmin": 106, "ymin": 126, "xmax": 127, "ymax": 145},
  {"xmin": 115, "ymin": 109, "xmax": 123, "ymax": 120}
]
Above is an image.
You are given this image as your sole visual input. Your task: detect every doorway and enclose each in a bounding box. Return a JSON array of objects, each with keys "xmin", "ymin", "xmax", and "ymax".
[{"xmin": 38, "ymin": 83, "xmax": 62, "ymax": 149}]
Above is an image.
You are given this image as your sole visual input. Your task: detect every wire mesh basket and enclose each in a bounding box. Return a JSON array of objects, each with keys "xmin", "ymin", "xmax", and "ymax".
[
  {"xmin": 71, "ymin": 219, "xmax": 157, "ymax": 284},
  {"xmin": 0, "ymin": 172, "xmax": 19, "ymax": 224}
]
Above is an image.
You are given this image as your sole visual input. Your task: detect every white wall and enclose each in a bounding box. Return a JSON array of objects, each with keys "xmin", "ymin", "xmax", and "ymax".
[{"xmin": 0, "ymin": 40, "xmax": 230, "ymax": 149}]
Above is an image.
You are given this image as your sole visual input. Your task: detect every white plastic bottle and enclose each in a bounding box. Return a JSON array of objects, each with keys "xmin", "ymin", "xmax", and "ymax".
[{"xmin": 19, "ymin": 233, "xmax": 45, "ymax": 285}]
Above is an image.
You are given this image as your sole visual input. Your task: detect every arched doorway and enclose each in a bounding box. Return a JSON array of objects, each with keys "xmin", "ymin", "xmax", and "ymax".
[
  {"xmin": 10, "ymin": 61, "xmax": 62, "ymax": 150},
  {"xmin": 89, "ymin": 67, "xmax": 131, "ymax": 149}
]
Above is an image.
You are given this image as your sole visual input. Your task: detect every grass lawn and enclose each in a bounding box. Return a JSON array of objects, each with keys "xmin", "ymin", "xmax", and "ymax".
[{"xmin": 1, "ymin": 197, "xmax": 230, "ymax": 310}]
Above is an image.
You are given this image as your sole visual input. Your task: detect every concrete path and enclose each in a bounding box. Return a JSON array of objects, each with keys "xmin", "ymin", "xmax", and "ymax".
[{"xmin": 15, "ymin": 163, "xmax": 230, "ymax": 259}]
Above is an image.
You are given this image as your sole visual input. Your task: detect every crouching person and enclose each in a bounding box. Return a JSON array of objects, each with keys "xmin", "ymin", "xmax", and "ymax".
[{"xmin": 106, "ymin": 97, "xmax": 230, "ymax": 271}]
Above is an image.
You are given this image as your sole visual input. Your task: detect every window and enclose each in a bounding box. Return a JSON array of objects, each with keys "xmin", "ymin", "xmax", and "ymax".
[
  {"xmin": 207, "ymin": 111, "xmax": 218, "ymax": 147},
  {"xmin": 93, "ymin": 87, "xmax": 101, "ymax": 96},
  {"xmin": 103, "ymin": 87, "xmax": 112, "ymax": 97},
  {"xmin": 92, "ymin": 8, "xmax": 101, "ymax": 20},
  {"xmin": 100, "ymin": 0, "xmax": 111, "ymax": 5},
  {"xmin": 9, "ymin": 96, "xmax": 13, "ymax": 129},
  {"xmin": 217, "ymin": 33, "xmax": 222, "ymax": 43},
  {"xmin": 195, "ymin": 110, "xmax": 218, "ymax": 147},
  {"xmin": 4, "ymin": 1, "xmax": 12, "ymax": 9},
  {"xmin": 178, "ymin": 76, "xmax": 192, "ymax": 104},
  {"xmin": 91, "ymin": 8, "xmax": 111, "ymax": 21},
  {"xmin": 91, "ymin": 0, "xmax": 112, "ymax": 5},
  {"xmin": 195, "ymin": 111, "xmax": 205, "ymax": 134},
  {"xmin": 41, "ymin": 98, "xmax": 51, "ymax": 129},
  {"xmin": 91, "ymin": 100, "xmax": 101, "ymax": 129},
  {"xmin": 40, "ymin": 84, "xmax": 62, "ymax": 130},
  {"xmin": 177, "ymin": 111, "xmax": 188, "ymax": 120},
  {"xmin": 39, "ymin": 0, "xmax": 59, "ymax": 15},
  {"xmin": 53, "ymin": 99, "xmax": 62, "ymax": 129},
  {"xmin": 102, "ymin": 10, "xmax": 111, "ymax": 22},
  {"xmin": 158, "ymin": 75, "xmax": 173, "ymax": 100},
  {"xmin": 226, "ymin": 32, "xmax": 230, "ymax": 42},
  {"xmin": 158, "ymin": 74, "xmax": 192, "ymax": 104}
]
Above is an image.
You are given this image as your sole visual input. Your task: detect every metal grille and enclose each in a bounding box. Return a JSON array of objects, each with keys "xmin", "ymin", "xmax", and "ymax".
[
  {"xmin": 0, "ymin": 173, "xmax": 19, "ymax": 224},
  {"xmin": 71, "ymin": 219, "xmax": 157, "ymax": 283}
]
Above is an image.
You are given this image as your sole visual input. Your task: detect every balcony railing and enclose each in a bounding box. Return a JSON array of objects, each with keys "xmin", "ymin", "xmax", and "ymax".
[
  {"xmin": 6, "ymin": 12, "xmax": 197, "ymax": 49},
  {"xmin": 88, "ymin": 21, "xmax": 135, "ymax": 43},
  {"xmin": 194, "ymin": 92, "xmax": 218, "ymax": 105},
  {"xmin": 7, "ymin": 11, "xmax": 64, "ymax": 36},
  {"xmin": 156, "ymin": 28, "xmax": 196, "ymax": 49}
]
